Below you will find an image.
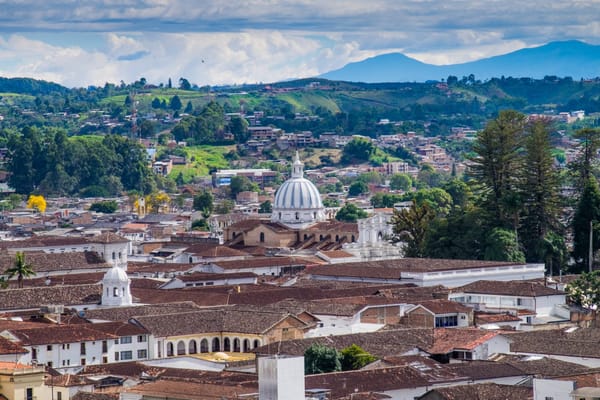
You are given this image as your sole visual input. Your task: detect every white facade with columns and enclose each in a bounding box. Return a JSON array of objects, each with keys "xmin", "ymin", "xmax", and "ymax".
[{"xmin": 344, "ymin": 211, "xmax": 402, "ymax": 260}]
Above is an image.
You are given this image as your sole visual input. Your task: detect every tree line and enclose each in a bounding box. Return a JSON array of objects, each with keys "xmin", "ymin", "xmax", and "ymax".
[
  {"xmin": 4, "ymin": 127, "xmax": 157, "ymax": 196},
  {"xmin": 392, "ymin": 110, "xmax": 599, "ymax": 274}
]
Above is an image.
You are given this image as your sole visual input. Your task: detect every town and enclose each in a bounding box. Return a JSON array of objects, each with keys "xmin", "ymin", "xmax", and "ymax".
[{"xmin": 0, "ymin": 74, "xmax": 600, "ymax": 400}]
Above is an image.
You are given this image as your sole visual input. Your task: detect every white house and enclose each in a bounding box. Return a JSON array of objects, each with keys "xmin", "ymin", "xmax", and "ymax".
[{"xmin": 449, "ymin": 280, "xmax": 568, "ymax": 325}]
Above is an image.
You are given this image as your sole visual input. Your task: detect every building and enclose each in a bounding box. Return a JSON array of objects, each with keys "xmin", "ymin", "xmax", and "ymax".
[
  {"xmin": 271, "ymin": 152, "xmax": 326, "ymax": 228},
  {"xmin": 0, "ymin": 362, "xmax": 49, "ymax": 400}
]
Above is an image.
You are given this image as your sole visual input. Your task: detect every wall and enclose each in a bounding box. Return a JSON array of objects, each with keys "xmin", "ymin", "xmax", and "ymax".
[{"xmin": 533, "ymin": 378, "xmax": 574, "ymax": 400}]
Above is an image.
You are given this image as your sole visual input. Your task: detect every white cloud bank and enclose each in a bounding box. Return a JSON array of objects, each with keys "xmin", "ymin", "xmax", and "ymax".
[{"xmin": 0, "ymin": 1, "xmax": 598, "ymax": 87}]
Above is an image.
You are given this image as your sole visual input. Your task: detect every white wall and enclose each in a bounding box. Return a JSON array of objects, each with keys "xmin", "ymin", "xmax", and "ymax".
[{"xmin": 534, "ymin": 378, "xmax": 574, "ymax": 400}]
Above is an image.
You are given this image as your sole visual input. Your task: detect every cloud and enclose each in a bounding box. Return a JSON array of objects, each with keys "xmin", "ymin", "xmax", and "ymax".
[{"xmin": 0, "ymin": 1, "xmax": 599, "ymax": 86}]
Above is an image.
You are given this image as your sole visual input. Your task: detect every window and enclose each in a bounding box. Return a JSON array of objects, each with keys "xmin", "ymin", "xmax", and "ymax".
[
  {"xmin": 47, "ymin": 361, "xmax": 53, "ymax": 368},
  {"xmin": 47, "ymin": 345, "xmax": 53, "ymax": 351},
  {"xmin": 435, "ymin": 315, "xmax": 458, "ymax": 328},
  {"xmin": 80, "ymin": 343, "xmax": 86, "ymax": 355},
  {"xmin": 120, "ymin": 351, "xmax": 133, "ymax": 360},
  {"xmin": 102, "ymin": 356, "xmax": 108, "ymax": 364},
  {"xmin": 137, "ymin": 335, "xmax": 147, "ymax": 343},
  {"xmin": 62, "ymin": 343, "xmax": 70, "ymax": 350},
  {"xmin": 137, "ymin": 349, "xmax": 148, "ymax": 359},
  {"xmin": 115, "ymin": 352, "xmax": 119, "ymax": 361},
  {"xmin": 120, "ymin": 336, "xmax": 132, "ymax": 344},
  {"xmin": 102, "ymin": 341, "xmax": 108, "ymax": 353},
  {"xmin": 259, "ymin": 232, "xmax": 265, "ymax": 243},
  {"xmin": 57, "ymin": 392, "xmax": 62, "ymax": 400},
  {"xmin": 26, "ymin": 388, "xmax": 33, "ymax": 400},
  {"xmin": 113, "ymin": 287, "xmax": 119, "ymax": 296},
  {"xmin": 544, "ymin": 397, "xmax": 554, "ymax": 400},
  {"xmin": 81, "ymin": 358, "xmax": 86, "ymax": 366}
]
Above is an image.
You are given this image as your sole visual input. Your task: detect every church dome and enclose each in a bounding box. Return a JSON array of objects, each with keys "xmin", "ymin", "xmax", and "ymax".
[{"xmin": 271, "ymin": 152, "xmax": 326, "ymax": 227}]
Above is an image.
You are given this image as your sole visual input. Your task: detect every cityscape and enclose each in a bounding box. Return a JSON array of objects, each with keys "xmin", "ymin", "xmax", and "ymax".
[{"xmin": 3, "ymin": 2, "xmax": 600, "ymax": 400}]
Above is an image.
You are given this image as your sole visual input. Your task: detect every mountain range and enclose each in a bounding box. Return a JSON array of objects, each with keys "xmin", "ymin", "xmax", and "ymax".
[{"xmin": 320, "ymin": 40, "xmax": 600, "ymax": 83}]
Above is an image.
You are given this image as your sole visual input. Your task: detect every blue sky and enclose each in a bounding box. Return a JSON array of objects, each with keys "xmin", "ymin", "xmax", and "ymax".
[{"xmin": 0, "ymin": 0, "xmax": 599, "ymax": 87}]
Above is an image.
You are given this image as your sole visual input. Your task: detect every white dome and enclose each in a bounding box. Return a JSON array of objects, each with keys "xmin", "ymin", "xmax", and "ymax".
[
  {"xmin": 271, "ymin": 152, "xmax": 326, "ymax": 228},
  {"xmin": 273, "ymin": 177, "xmax": 323, "ymax": 209},
  {"xmin": 103, "ymin": 265, "xmax": 129, "ymax": 283}
]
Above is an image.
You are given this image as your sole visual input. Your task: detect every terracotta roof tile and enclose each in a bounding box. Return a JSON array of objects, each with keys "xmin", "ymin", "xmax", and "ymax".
[
  {"xmin": 420, "ymin": 383, "xmax": 532, "ymax": 400},
  {"xmin": 425, "ymin": 328, "xmax": 501, "ymax": 354},
  {"xmin": 452, "ymin": 280, "xmax": 564, "ymax": 297},
  {"xmin": 0, "ymin": 284, "xmax": 101, "ymax": 311}
]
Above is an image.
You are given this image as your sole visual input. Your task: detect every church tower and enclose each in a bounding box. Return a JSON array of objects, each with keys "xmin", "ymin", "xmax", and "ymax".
[{"xmin": 101, "ymin": 265, "xmax": 132, "ymax": 307}]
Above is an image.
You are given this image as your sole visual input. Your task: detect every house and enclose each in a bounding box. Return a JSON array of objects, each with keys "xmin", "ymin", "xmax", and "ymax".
[
  {"xmin": 0, "ymin": 362, "xmax": 50, "ymax": 400},
  {"xmin": 159, "ymin": 271, "xmax": 257, "ymax": 289},
  {"xmin": 449, "ymin": 280, "xmax": 568, "ymax": 325},
  {"xmin": 0, "ymin": 233, "xmax": 130, "ymax": 270},
  {"xmin": 401, "ymin": 299, "xmax": 473, "ymax": 328},
  {"xmin": 417, "ymin": 383, "xmax": 532, "ymax": 400},
  {"xmin": 510, "ymin": 327, "xmax": 600, "ymax": 367},
  {"xmin": 306, "ymin": 259, "xmax": 545, "ymax": 287},
  {"xmin": 422, "ymin": 328, "xmax": 511, "ymax": 363},
  {"xmin": 130, "ymin": 308, "xmax": 313, "ymax": 359},
  {"xmin": 1, "ymin": 321, "xmax": 150, "ymax": 369}
]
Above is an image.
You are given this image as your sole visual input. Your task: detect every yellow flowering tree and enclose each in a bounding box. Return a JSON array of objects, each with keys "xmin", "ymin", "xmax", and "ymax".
[{"xmin": 26, "ymin": 194, "xmax": 47, "ymax": 213}]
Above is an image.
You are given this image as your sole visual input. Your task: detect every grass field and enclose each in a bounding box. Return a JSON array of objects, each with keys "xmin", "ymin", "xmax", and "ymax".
[{"xmin": 167, "ymin": 145, "xmax": 234, "ymax": 181}]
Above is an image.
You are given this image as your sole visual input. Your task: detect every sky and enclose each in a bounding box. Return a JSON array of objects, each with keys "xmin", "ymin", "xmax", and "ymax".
[{"xmin": 1, "ymin": 0, "xmax": 600, "ymax": 88}]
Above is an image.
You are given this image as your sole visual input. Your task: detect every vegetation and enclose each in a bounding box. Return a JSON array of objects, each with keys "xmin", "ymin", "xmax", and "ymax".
[
  {"xmin": 304, "ymin": 343, "xmax": 341, "ymax": 375},
  {"xmin": 335, "ymin": 203, "xmax": 368, "ymax": 222},
  {"xmin": 340, "ymin": 344, "xmax": 378, "ymax": 371},
  {"xmin": 3, "ymin": 252, "xmax": 35, "ymax": 288},
  {"xmin": 566, "ymin": 271, "xmax": 600, "ymax": 311},
  {"xmin": 89, "ymin": 200, "xmax": 118, "ymax": 214}
]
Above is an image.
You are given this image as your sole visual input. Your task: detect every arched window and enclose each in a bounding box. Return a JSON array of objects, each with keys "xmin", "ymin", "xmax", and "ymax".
[
  {"xmin": 189, "ymin": 340, "xmax": 197, "ymax": 354},
  {"xmin": 233, "ymin": 338, "xmax": 240, "ymax": 352},
  {"xmin": 352, "ymin": 235, "xmax": 356, "ymax": 242},
  {"xmin": 253, "ymin": 339, "xmax": 261, "ymax": 349},
  {"xmin": 243, "ymin": 339, "xmax": 251, "ymax": 352},
  {"xmin": 112, "ymin": 252, "xmax": 116, "ymax": 260},
  {"xmin": 295, "ymin": 212, "xmax": 299, "ymax": 220},
  {"xmin": 335, "ymin": 235, "xmax": 339, "ymax": 242},
  {"xmin": 166, "ymin": 342, "xmax": 174, "ymax": 357},
  {"xmin": 319, "ymin": 235, "xmax": 324, "ymax": 241},
  {"xmin": 313, "ymin": 212, "xmax": 317, "ymax": 219},
  {"xmin": 212, "ymin": 338, "xmax": 220, "ymax": 352},
  {"xmin": 260, "ymin": 232, "xmax": 265, "ymax": 243},
  {"xmin": 224, "ymin": 337, "xmax": 231, "ymax": 352},
  {"xmin": 113, "ymin": 287, "xmax": 119, "ymax": 296},
  {"xmin": 189, "ymin": 256, "xmax": 193, "ymax": 263},
  {"xmin": 378, "ymin": 231, "xmax": 383, "ymax": 240},
  {"xmin": 200, "ymin": 339, "xmax": 209, "ymax": 353},
  {"xmin": 177, "ymin": 341, "xmax": 186, "ymax": 355}
]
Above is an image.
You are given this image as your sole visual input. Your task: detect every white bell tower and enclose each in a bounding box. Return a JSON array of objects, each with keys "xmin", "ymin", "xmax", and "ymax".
[{"xmin": 101, "ymin": 265, "xmax": 133, "ymax": 307}]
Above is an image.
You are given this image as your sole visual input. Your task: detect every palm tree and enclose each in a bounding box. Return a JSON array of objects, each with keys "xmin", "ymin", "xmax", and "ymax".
[{"xmin": 4, "ymin": 251, "xmax": 35, "ymax": 288}]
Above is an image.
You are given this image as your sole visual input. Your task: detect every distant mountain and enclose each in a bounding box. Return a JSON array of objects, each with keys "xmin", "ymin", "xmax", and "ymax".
[
  {"xmin": 320, "ymin": 40, "xmax": 600, "ymax": 83},
  {"xmin": 0, "ymin": 77, "xmax": 69, "ymax": 95}
]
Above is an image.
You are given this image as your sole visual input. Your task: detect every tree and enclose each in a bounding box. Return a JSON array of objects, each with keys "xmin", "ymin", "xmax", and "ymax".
[
  {"xmin": 179, "ymin": 77, "xmax": 191, "ymax": 90},
  {"xmin": 341, "ymin": 137, "xmax": 375, "ymax": 163},
  {"xmin": 259, "ymin": 200, "xmax": 272, "ymax": 214},
  {"xmin": 151, "ymin": 97, "xmax": 162, "ymax": 109},
  {"xmin": 570, "ymin": 128, "xmax": 600, "ymax": 190},
  {"xmin": 390, "ymin": 173, "xmax": 412, "ymax": 191},
  {"xmin": 170, "ymin": 95, "xmax": 182, "ymax": 111},
  {"xmin": 229, "ymin": 175, "xmax": 258, "ymax": 198},
  {"xmin": 566, "ymin": 270, "xmax": 600, "ymax": 311},
  {"xmin": 89, "ymin": 200, "xmax": 118, "ymax": 214},
  {"xmin": 572, "ymin": 177, "xmax": 600, "ymax": 270},
  {"xmin": 519, "ymin": 119, "xmax": 562, "ymax": 262},
  {"xmin": 304, "ymin": 343, "xmax": 341, "ymax": 375},
  {"xmin": 4, "ymin": 252, "xmax": 35, "ymax": 288},
  {"xmin": 348, "ymin": 181, "xmax": 368, "ymax": 197},
  {"xmin": 193, "ymin": 191, "xmax": 214, "ymax": 216},
  {"xmin": 335, "ymin": 203, "xmax": 368, "ymax": 222},
  {"xmin": 484, "ymin": 227, "xmax": 526, "ymax": 262},
  {"xmin": 139, "ymin": 120, "xmax": 156, "ymax": 138},
  {"xmin": 26, "ymin": 194, "xmax": 46, "ymax": 213},
  {"xmin": 391, "ymin": 200, "xmax": 436, "ymax": 257},
  {"xmin": 184, "ymin": 101, "xmax": 194, "ymax": 114},
  {"xmin": 230, "ymin": 116, "xmax": 249, "ymax": 143},
  {"xmin": 469, "ymin": 110, "xmax": 526, "ymax": 227},
  {"xmin": 340, "ymin": 344, "xmax": 377, "ymax": 371}
]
